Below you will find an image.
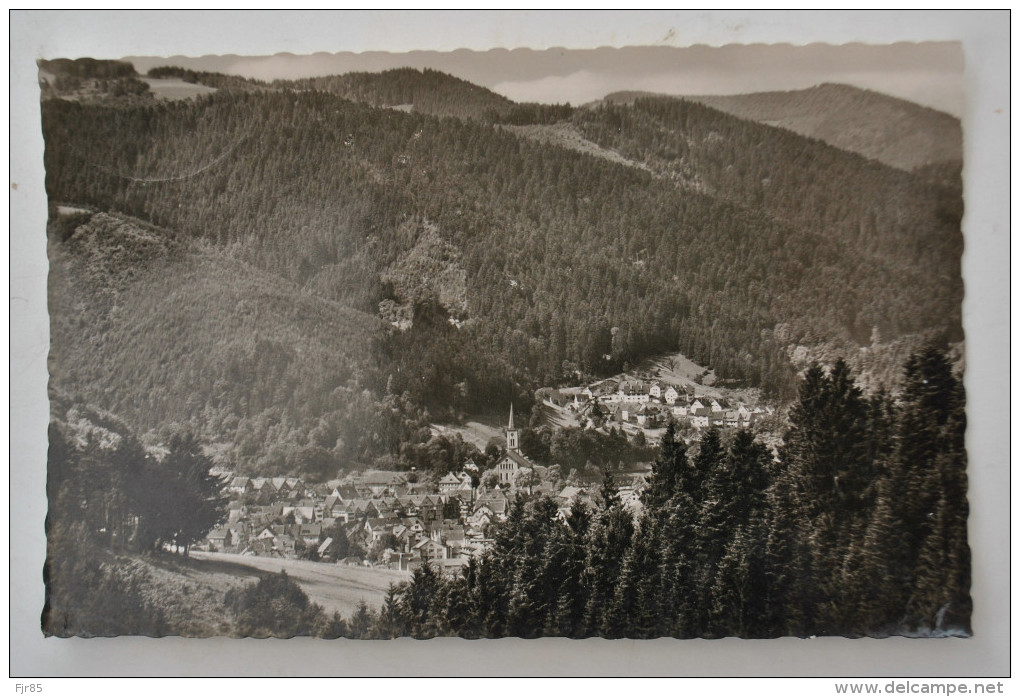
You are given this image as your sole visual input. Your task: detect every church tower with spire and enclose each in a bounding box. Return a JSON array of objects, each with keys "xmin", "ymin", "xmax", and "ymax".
[
  {"xmin": 494, "ymin": 402, "xmax": 532, "ymax": 487},
  {"xmin": 506, "ymin": 403, "xmax": 520, "ymax": 453}
]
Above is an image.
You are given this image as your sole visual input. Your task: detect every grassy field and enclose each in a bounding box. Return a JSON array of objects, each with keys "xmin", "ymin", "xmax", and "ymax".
[
  {"xmin": 131, "ymin": 551, "xmax": 408, "ymax": 636},
  {"xmin": 143, "ymin": 77, "xmax": 217, "ymax": 101},
  {"xmin": 430, "ymin": 419, "xmax": 503, "ymax": 451},
  {"xmin": 188, "ymin": 551, "xmax": 408, "ymax": 618}
]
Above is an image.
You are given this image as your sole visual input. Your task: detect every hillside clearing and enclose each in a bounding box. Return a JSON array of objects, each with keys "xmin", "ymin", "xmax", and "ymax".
[
  {"xmin": 431, "ymin": 420, "xmax": 503, "ymax": 451},
  {"xmin": 506, "ymin": 123, "xmax": 653, "ymax": 172},
  {"xmin": 143, "ymin": 77, "xmax": 217, "ymax": 100}
]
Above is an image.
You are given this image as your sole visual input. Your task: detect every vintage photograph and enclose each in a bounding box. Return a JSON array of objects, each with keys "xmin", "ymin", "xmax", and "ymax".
[{"xmin": 35, "ymin": 28, "xmax": 974, "ymax": 644}]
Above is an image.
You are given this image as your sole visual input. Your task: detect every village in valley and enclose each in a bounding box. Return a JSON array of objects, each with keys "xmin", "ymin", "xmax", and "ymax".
[
  {"xmin": 201, "ymin": 407, "xmax": 610, "ymax": 576},
  {"xmin": 538, "ymin": 375, "xmax": 774, "ymax": 447},
  {"xmin": 200, "ymin": 357, "xmax": 775, "ymax": 576}
]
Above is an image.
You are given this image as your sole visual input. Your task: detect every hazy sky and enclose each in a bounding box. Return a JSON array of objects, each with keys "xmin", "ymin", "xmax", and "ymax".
[{"xmin": 127, "ymin": 42, "xmax": 965, "ymax": 117}]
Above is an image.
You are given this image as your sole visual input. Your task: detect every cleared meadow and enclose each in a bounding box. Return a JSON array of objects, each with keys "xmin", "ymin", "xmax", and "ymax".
[
  {"xmin": 187, "ymin": 551, "xmax": 409, "ymax": 617},
  {"xmin": 144, "ymin": 77, "xmax": 217, "ymax": 100}
]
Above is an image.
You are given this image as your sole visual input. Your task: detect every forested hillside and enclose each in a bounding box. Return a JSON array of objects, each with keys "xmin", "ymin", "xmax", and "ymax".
[
  {"xmin": 278, "ymin": 68, "xmax": 515, "ymax": 120},
  {"xmin": 43, "ymin": 74, "xmax": 964, "ymax": 471},
  {"xmin": 606, "ymin": 83, "xmax": 963, "ymax": 172},
  {"xmin": 48, "ymin": 211, "xmax": 411, "ymax": 475}
]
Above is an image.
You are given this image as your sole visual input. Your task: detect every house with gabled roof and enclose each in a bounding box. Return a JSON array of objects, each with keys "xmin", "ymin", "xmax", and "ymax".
[
  {"xmin": 478, "ymin": 485, "xmax": 508, "ymax": 501},
  {"xmin": 226, "ymin": 499, "xmax": 247, "ymax": 521},
  {"xmin": 413, "ymin": 537, "xmax": 447, "ymax": 563},
  {"xmin": 364, "ymin": 517, "xmax": 393, "ymax": 543},
  {"xmin": 618, "ymin": 381, "xmax": 650, "ymax": 403},
  {"xmin": 244, "ymin": 538, "xmax": 275, "ymax": 557},
  {"xmin": 206, "ymin": 526, "xmax": 232, "ymax": 551},
  {"xmin": 414, "ymin": 495, "xmax": 443, "ymax": 522},
  {"xmin": 664, "ymin": 386, "xmax": 680, "ymax": 405},
  {"xmin": 439, "ymin": 525, "xmax": 466, "ymax": 545},
  {"xmin": 293, "ymin": 523, "xmax": 322, "ymax": 546},
  {"xmin": 474, "ymin": 497, "xmax": 508, "ymax": 520},
  {"xmin": 273, "ymin": 534, "xmax": 296, "ymax": 557},
  {"xmin": 401, "ymin": 517, "xmax": 426, "ymax": 535},
  {"xmin": 634, "ymin": 403, "xmax": 662, "ymax": 428},
  {"xmin": 347, "ymin": 499, "xmax": 372, "ymax": 517},
  {"xmin": 690, "ymin": 407, "xmax": 713, "ymax": 429},
  {"xmin": 467, "ymin": 507, "xmax": 493, "ymax": 531},
  {"xmin": 357, "ymin": 470, "xmax": 408, "ymax": 497},
  {"xmin": 438, "ymin": 472, "xmax": 462, "ymax": 493},
  {"xmin": 323, "ymin": 495, "xmax": 343, "ymax": 518},
  {"xmin": 334, "ymin": 485, "xmax": 359, "ymax": 501},
  {"xmin": 229, "ymin": 477, "xmax": 252, "ymax": 495}
]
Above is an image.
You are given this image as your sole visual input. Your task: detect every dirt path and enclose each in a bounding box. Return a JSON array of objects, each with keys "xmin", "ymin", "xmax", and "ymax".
[{"xmin": 188, "ymin": 551, "xmax": 409, "ymax": 617}]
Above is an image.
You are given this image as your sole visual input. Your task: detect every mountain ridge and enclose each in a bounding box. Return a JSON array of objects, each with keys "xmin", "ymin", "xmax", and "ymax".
[{"xmin": 602, "ymin": 83, "xmax": 962, "ymax": 171}]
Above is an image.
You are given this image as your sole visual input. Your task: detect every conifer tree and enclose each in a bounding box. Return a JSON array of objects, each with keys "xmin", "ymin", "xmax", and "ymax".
[
  {"xmin": 697, "ymin": 429, "xmax": 772, "ymax": 636},
  {"xmin": 641, "ymin": 421, "xmax": 687, "ymax": 510},
  {"xmin": 893, "ymin": 346, "xmax": 970, "ymax": 635},
  {"xmin": 581, "ymin": 470, "xmax": 634, "ymax": 636}
]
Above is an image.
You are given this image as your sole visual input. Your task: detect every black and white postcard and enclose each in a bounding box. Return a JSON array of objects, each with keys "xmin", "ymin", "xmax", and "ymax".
[{"xmin": 11, "ymin": 10, "xmax": 1010, "ymax": 679}]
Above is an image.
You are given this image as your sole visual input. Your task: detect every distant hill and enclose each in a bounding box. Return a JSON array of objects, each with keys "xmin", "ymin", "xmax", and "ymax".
[
  {"xmin": 139, "ymin": 66, "xmax": 516, "ymax": 120},
  {"xmin": 278, "ymin": 68, "xmax": 515, "ymax": 121},
  {"xmin": 40, "ymin": 57, "xmax": 137, "ymax": 80},
  {"xmin": 604, "ymin": 83, "xmax": 962, "ymax": 171},
  {"xmin": 685, "ymin": 84, "xmax": 961, "ymax": 171},
  {"xmin": 39, "ymin": 57, "xmax": 152, "ymax": 103}
]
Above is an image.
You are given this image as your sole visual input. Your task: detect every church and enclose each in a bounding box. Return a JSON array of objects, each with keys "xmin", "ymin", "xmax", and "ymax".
[{"xmin": 493, "ymin": 404, "xmax": 535, "ymax": 488}]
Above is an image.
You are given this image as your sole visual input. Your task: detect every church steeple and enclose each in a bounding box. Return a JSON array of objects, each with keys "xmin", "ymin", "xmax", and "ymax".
[{"xmin": 506, "ymin": 403, "xmax": 519, "ymax": 453}]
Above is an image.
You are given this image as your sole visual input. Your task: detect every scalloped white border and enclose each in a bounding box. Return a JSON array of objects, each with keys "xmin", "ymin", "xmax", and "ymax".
[{"xmin": 9, "ymin": 9, "xmax": 1011, "ymax": 679}]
